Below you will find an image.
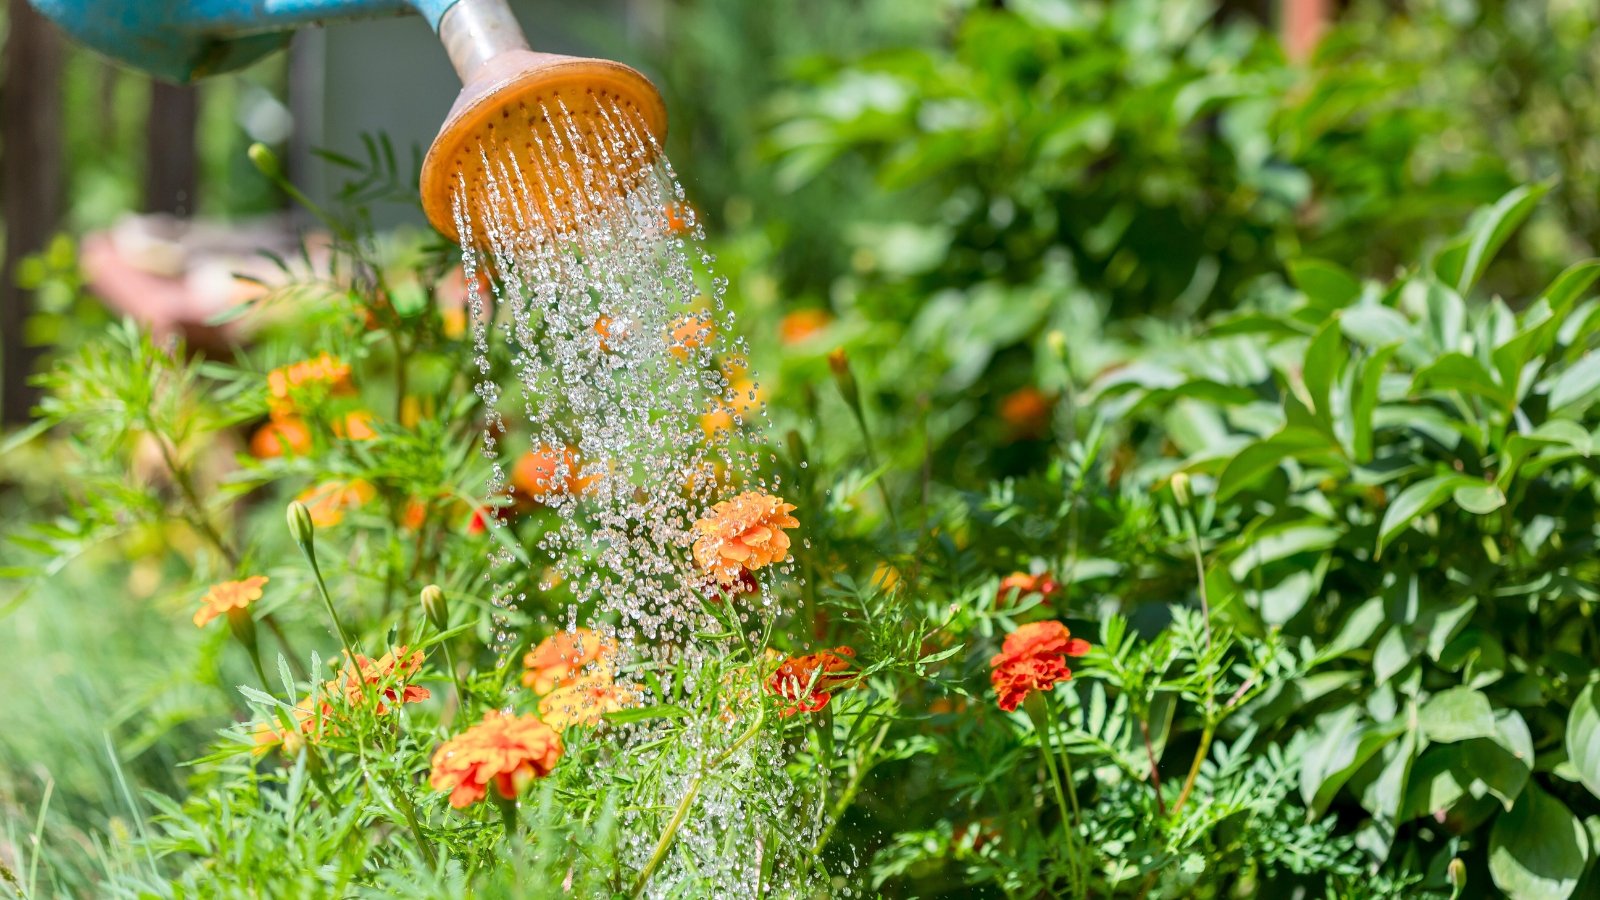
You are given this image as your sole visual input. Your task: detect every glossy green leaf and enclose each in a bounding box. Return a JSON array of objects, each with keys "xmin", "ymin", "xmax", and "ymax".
[
  {"xmin": 1217, "ymin": 427, "xmax": 1335, "ymax": 502},
  {"xmin": 1548, "ymin": 353, "xmax": 1600, "ymax": 413},
  {"xmin": 1566, "ymin": 685, "xmax": 1600, "ymax": 801},
  {"xmin": 1453, "ymin": 182, "xmax": 1552, "ymax": 295},
  {"xmin": 1454, "ymin": 483, "xmax": 1506, "ymax": 514},
  {"xmin": 1377, "ymin": 474, "xmax": 1477, "ymax": 556},
  {"xmin": 1489, "ymin": 782, "xmax": 1590, "ymax": 900},
  {"xmin": 1419, "ymin": 687, "xmax": 1497, "ymax": 743},
  {"xmin": 1289, "ymin": 258, "xmax": 1362, "ymax": 311},
  {"xmin": 1300, "ymin": 708, "xmax": 1403, "ymax": 814},
  {"xmin": 1538, "ymin": 259, "xmax": 1600, "ymax": 315}
]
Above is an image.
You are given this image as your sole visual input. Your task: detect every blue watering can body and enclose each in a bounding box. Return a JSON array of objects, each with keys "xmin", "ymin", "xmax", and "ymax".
[{"xmin": 29, "ymin": 0, "xmax": 462, "ymax": 81}]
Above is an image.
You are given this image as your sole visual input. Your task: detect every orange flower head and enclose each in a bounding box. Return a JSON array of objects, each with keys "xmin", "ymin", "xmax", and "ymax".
[
  {"xmin": 250, "ymin": 694, "xmax": 323, "ymax": 757},
  {"xmin": 692, "ymin": 491, "xmax": 799, "ymax": 586},
  {"xmin": 727, "ymin": 378, "xmax": 764, "ymax": 417},
  {"xmin": 333, "ymin": 410, "xmax": 379, "ymax": 441},
  {"xmin": 267, "ymin": 353, "xmax": 353, "ymax": 416},
  {"xmin": 429, "ymin": 711, "xmax": 563, "ymax": 809},
  {"xmin": 700, "ymin": 407, "xmax": 736, "ymax": 439},
  {"xmin": 538, "ymin": 674, "xmax": 637, "ymax": 732},
  {"xmin": 511, "ymin": 445, "xmax": 593, "ymax": 503},
  {"xmin": 522, "ymin": 627, "xmax": 619, "ymax": 694},
  {"xmin": 194, "ymin": 576, "xmax": 268, "ymax": 628},
  {"xmin": 767, "ymin": 647, "xmax": 856, "ymax": 717},
  {"xmin": 324, "ymin": 646, "xmax": 432, "ymax": 715},
  {"xmin": 295, "ymin": 479, "xmax": 376, "ymax": 527},
  {"xmin": 988, "ymin": 621, "xmax": 1090, "ymax": 712},
  {"xmin": 996, "ymin": 571, "xmax": 1060, "ymax": 606},
  {"xmin": 668, "ymin": 314, "xmax": 714, "ymax": 361},
  {"xmin": 999, "ymin": 387, "xmax": 1052, "ymax": 439},
  {"xmin": 249, "ymin": 417, "xmax": 312, "ymax": 458},
  {"xmin": 779, "ymin": 309, "xmax": 832, "ymax": 345}
]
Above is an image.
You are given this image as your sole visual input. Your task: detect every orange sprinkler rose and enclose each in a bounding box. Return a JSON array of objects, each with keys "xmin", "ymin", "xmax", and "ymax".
[
  {"xmin": 996, "ymin": 571, "xmax": 1060, "ymax": 606},
  {"xmin": 768, "ymin": 647, "xmax": 856, "ymax": 717},
  {"xmin": 988, "ymin": 621, "xmax": 1090, "ymax": 712},
  {"xmin": 522, "ymin": 627, "xmax": 619, "ymax": 694},
  {"xmin": 999, "ymin": 386, "xmax": 1052, "ymax": 439},
  {"xmin": 778, "ymin": 308, "xmax": 832, "ymax": 345},
  {"xmin": 692, "ymin": 491, "xmax": 799, "ymax": 586},
  {"xmin": 429, "ymin": 711, "xmax": 563, "ymax": 809},
  {"xmin": 538, "ymin": 674, "xmax": 637, "ymax": 732},
  {"xmin": 194, "ymin": 576, "xmax": 268, "ymax": 627},
  {"xmin": 249, "ymin": 417, "xmax": 312, "ymax": 458}
]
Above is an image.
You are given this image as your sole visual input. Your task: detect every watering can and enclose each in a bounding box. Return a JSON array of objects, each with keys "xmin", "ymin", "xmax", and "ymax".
[{"xmin": 27, "ymin": 0, "xmax": 669, "ymax": 240}]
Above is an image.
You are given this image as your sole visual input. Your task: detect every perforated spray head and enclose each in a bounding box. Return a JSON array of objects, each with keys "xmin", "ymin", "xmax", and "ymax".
[{"xmin": 421, "ymin": 0, "xmax": 668, "ymax": 243}]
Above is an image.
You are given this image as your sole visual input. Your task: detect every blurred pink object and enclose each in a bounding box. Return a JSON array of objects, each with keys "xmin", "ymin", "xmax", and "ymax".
[{"xmin": 81, "ymin": 213, "xmax": 321, "ymax": 349}]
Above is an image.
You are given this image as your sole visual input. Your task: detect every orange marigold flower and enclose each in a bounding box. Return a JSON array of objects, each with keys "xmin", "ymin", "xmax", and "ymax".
[
  {"xmin": 768, "ymin": 647, "xmax": 856, "ymax": 717},
  {"xmin": 996, "ymin": 571, "xmax": 1060, "ymax": 605},
  {"xmin": 194, "ymin": 576, "xmax": 268, "ymax": 628},
  {"xmin": 333, "ymin": 410, "xmax": 379, "ymax": 441},
  {"xmin": 727, "ymin": 377, "xmax": 764, "ymax": 416},
  {"xmin": 999, "ymin": 386, "xmax": 1052, "ymax": 439},
  {"xmin": 267, "ymin": 353, "xmax": 353, "ymax": 415},
  {"xmin": 778, "ymin": 308, "xmax": 832, "ymax": 345},
  {"xmin": 324, "ymin": 646, "xmax": 431, "ymax": 715},
  {"xmin": 692, "ymin": 491, "xmax": 799, "ymax": 586},
  {"xmin": 295, "ymin": 479, "xmax": 376, "ymax": 527},
  {"xmin": 522, "ymin": 627, "xmax": 619, "ymax": 694},
  {"xmin": 988, "ymin": 621, "xmax": 1089, "ymax": 712},
  {"xmin": 538, "ymin": 674, "xmax": 637, "ymax": 732},
  {"xmin": 249, "ymin": 417, "xmax": 312, "ymax": 458},
  {"xmin": 251, "ymin": 694, "xmax": 323, "ymax": 756},
  {"xmin": 667, "ymin": 314, "xmax": 714, "ymax": 361},
  {"xmin": 700, "ymin": 407, "xmax": 735, "ymax": 439},
  {"xmin": 429, "ymin": 711, "xmax": 564, "ymax": 808},
  {"xmin": 511, "ymin": 445, "xmax": 593, "ymax": 503}
]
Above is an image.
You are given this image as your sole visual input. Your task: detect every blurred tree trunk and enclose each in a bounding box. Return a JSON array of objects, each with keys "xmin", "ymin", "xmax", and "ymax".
[
  {"xmin": 1, "ymin": 0, "xmax": 65, "ymax": 424},
  {"xmin": 144, "ymin": 81, "xmax": 199, "ymax": 216}
]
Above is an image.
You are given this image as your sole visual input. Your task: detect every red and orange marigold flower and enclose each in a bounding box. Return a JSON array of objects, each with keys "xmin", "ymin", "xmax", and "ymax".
[
  {"xmin": 294, "ymin": 479, "xmax": 376, "ymax": 527},
  {"xmin": 996, "ymin": 571, "xmax": 1060, "ymax": 606},
  {"xmin": 325, "ymin": 646, "xmax": 431, "ymax": 715},
  {"xmin": 429, "ymin": 711, "xmax": 564, "ymax": 808},
  {"xmin": 194, "ymin": 576, "xmax": 268, "ymax": 628},
  {"xmin": 768, "ymin": 647, "xmax": 856, "ymax": 717},
  {"xmin": 267, "ymin": 352, "xmax": 353, "ymax": 416},
  {"xmin": 692, "ymin": 491, "xmax": 799, "ymax": 586},
  {"xmin": 989, "ymin": 621, "xmax": 1090, "ymax": 712},
  {"xmin": 522, "ymin": 627, "xmax": 619, "ymax": 695}
]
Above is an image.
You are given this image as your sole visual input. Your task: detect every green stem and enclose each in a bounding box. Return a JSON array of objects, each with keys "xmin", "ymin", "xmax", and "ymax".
[
  {"xmin": 631, "ymin": 710, "xmax": 766, "ymax": 897},
  {"xmin": 1182, "ymin": 508, "xmax": 1212, "ymax": 652},
  {"xmin": 1040, "ymin": 693, "xmax": 1087, "ymax": 897},
  {"xmin": 810, "ymin": 719, "xmax": 890, "ymax": 857},
  {"xmin": 1170, "ymin": 720, "xmax": 1215, "ymax": 818},
  {"xmin": 392, "ymin": 775, "xmax": 439, "ymax": 868},
  {"xmin": 296, "ymin": 536, "xmax": 356, "ymax": 660}
]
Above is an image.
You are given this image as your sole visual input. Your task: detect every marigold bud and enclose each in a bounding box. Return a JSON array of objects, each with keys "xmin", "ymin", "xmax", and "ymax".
[
  {"xmin": 248, "ymin": 142, "xmax": 281, "ymax": 180},
  {"xmin": 1047, "ymin": 329, "xmax": 1067, "ymax": 359},
  {"xmin": 827, "ymin": 347, "xmax": 860, "ymax": 411},
  {"xmin": 287, "ymin": 500, "xmax": 315, "ymax": 546},
  {"xmin": 421, "ymin": 584, "xmax": 449, "ymax": 632},
  {"xmin": 226, "ymin": 606, "xmax": 258, "ymax": 650},
  {"xmin": 1170, "ymin": 471, "xmax": 1191, "ymax": 507},
  {"xmin": 1446, "ymin": 858, "xmax": 1466, "ymax": 892}
]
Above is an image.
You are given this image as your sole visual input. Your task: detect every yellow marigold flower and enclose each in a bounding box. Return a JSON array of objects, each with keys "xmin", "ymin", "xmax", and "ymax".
[
  {"xmin": 522, "ymin": 627, "xmax": 619, "ymax": 694},
  {"xmin": 323, "ymin": 646, "xmax": 431, "ymax": 715},
  {"xmin": 538, "ymin": 674, "xmax": 637, "ymax": 732},
  {"xmin": 295, "ymin": 479, "xmax": 376, "ymax": 527},
  {"xmin": 194, "ymin": 576, "xmax": 268, "ymax": 628},
  {"xmin": 429, "ymin": 711, "xmax": 563, "ymax": 808},
  {"xmin": 333, "ymin": 410, "xmax": 379, "ymax": 441},
  {"xmin": 692, "ymin": 491, "xmax": 799, "ymax": 586}
]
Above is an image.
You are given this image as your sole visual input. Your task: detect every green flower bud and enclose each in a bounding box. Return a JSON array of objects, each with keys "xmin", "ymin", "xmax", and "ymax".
[
  {"xmin": 421, "ymin": 584, "xmax": 449, "ymax": 632},
  {"xmin": 1447, "ymin": 858, "xmax": 1466, "ymax": 893},
  {"xmin": 1170, "ymin": 471, "xmax": 1191, "ymax": 507},
  {"xmin": 248, "ymin": 142, "xmax": 281, "ymax": 180},
  {"xmin": 287, "ymin": 501, "xmax": 315, "ymax": 546}
]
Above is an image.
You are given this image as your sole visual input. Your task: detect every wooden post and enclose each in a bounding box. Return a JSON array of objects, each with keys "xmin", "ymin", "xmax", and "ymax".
[
  {"xmin": 144, "ymin": 80, "xmax": 201, "ymax": 216},
  {"xmin": 1, "ymin": 0, "xmax": 66, "ymax": 423}
]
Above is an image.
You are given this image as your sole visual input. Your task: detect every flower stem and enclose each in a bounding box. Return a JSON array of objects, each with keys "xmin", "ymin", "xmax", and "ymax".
[
  {"xmin": 294, "ymin": 533, "xmax": 355, "ymax": 660},
  {"xmin": 810, "ymin": 719, "xmax": 890, "ymax": 857},
  {"xmin": 631, "ymin": 710, "xmax": 765, "ymax": 897}
]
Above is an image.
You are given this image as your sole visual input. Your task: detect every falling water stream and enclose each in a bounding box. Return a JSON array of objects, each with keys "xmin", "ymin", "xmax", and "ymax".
[{"xmin": 451, "ymin": 98, "xmax": 832, "ymax": 896}]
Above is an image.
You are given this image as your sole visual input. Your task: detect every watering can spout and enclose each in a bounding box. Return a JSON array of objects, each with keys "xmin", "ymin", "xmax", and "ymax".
[{"xmin": 28, "ymin": 0, "xmax": 668, "ymax": 240}]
